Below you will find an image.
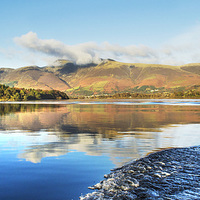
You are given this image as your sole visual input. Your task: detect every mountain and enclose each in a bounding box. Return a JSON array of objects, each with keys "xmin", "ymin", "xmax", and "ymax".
[
  {"xmin": 0, "ymin": 65, "xmax": 70, "ymax": 91},
  {"xmin": 1, "ymin": 59, "xmax": 200, "ymax": 96}
]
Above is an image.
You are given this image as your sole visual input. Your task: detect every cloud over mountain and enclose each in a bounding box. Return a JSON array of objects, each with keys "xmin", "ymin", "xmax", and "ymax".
[
  {"xmin": 14, "ymin": 26, "xmax": 200, "ymax": 66},
  {"xmin": 14, "ymin": 32, "xmax": 157, "ymax": 65},
  {"xmin": 14, "ymin": 32, "xmax": 101, "ymax": 65}
]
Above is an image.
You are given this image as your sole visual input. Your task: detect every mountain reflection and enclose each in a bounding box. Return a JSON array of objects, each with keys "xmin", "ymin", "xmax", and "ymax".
[{"xmin": 1, "ymin": 102, "xmax": 200, "ymax": 166}]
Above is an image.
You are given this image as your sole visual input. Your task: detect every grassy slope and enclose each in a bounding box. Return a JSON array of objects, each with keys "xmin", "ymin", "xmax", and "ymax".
[
  {"xmin": 1, "ymin": 60, "xmax": 200, "ymax": 95},
  {"xmin": 0, "ymin": 66, "xmax": 70, "ymax": 91},
  {"xmin": 65, "ymin": 61, "xmax": 200, "ymax": 95}
]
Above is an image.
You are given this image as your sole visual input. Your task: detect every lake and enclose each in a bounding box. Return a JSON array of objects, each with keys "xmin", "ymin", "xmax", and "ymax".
[{"xmin": 0, "ymin": 99, "xmax": 200, "ymax": 200}]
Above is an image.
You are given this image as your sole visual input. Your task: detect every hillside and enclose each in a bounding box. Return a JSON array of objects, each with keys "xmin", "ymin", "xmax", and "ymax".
[
  {"xmin": 0, "ymin": 65, "xmax": 70, "ymax": 91},
  {"xmin": 1, "ymin": 59, "xmax": 200, "ymax": 96}
]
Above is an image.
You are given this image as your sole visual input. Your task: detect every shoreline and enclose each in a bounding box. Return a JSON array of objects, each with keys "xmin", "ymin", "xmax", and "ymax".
[{"xmin": 80, "ymin": 146, "xmax": 200, "ymax": 199}]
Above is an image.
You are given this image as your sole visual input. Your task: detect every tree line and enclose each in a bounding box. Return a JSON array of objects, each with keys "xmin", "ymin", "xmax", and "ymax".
[
  {"xmin": 110, "ymin": 90, "xmax": 200, "ymax": 99},
  {"xmin": 0, "ymin": 84, "xmax": 69, "ymax": 101},
  {"xmin": 74, "ymin": 89, "xmax": 200, "ymax": 99}
]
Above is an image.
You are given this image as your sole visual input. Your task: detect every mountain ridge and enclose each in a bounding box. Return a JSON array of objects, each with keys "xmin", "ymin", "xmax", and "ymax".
[{"xmin": 1, "ymin": 59, "xmax": 200, "ymax": 96}]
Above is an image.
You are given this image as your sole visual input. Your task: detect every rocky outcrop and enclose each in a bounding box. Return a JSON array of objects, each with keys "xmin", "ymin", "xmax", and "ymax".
[{"xmin": 80, "ymin": 146, "xmax": 200, "ymax": 199}]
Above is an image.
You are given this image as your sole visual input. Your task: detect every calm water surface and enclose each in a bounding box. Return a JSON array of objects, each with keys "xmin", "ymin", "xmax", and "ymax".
[{"xmin": 1, "ymin": 99, "xmax": 200, "ymax": 199}]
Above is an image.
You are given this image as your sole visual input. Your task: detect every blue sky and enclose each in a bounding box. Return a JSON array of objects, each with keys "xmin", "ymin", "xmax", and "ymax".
[{"xmin": 1, "ymin": 0, "xmax": 200, "ymax": 68}]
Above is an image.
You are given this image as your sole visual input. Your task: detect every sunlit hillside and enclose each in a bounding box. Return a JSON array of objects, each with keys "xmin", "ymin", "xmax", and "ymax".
[{"xmin": 1, "ymin": 59, "xmax": 200, "ymax": 96}]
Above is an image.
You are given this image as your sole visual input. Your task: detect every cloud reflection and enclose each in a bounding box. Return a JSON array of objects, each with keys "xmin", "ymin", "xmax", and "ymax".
[{"xmin": 0, "ymin": 102, "xmax": 200, "ymax": 166}]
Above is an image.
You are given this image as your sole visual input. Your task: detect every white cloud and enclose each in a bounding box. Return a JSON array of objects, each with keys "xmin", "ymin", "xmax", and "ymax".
[
  {"xmin": 14, "ymin": 32, "xmax": 158, "ymax": 65},
  {"xmin": 13, "ymin": 25, "xmax": 200, "ymax": 66},
  {"xmin": 14, "ymin": 32, "xmax": 101, "ymax": 65},
  {"xmin": 160, "ymin": 24, "xmax": 200, "ymax": 65}
]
